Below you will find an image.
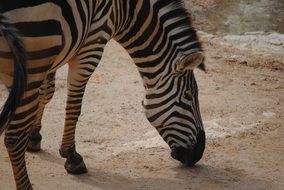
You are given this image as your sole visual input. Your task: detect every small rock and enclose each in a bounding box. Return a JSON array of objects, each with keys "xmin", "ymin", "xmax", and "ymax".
[
  {"xmin": 225, "ymin": 135, "xmax": 232, "ymax": 138},
  {"xmin": 227, "ymin": 55, "xmax": 245, "ymax": 63},
  {"xmin": 239, "ymin": 60, "xmax": 248, "ymax": 65},
  {"xmin": 227, "ymin": 58, "xmax": 237, "ymax": 63},
  {"xmin": 244, "ymin": 31, "xmax": 265, "ymax": 35},
  {"xmin": 267, "ymin": 38, "xmax": 283, "ymax": 46},
  {"xmin": 250, "ymin": 132, "xmax": 256, "ymax": 136},
  {"xmin": 213, "ymin": 55, "xmax": 222, "ymax": 59},
  {"xmin": 269, "ymin": 40, "xmax": 283, "ymax": 46},
  {"xmin": 262, "ymin": 112, "xmax": 276, "ymax": 117}
]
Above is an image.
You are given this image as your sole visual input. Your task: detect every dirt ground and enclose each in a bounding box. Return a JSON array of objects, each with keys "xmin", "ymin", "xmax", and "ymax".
[{"xmin": 0, "ymin": 1, "xmax": 284, "ymax": 190}]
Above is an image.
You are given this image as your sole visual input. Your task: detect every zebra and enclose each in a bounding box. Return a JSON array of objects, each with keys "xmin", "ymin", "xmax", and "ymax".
[{"xmin": 0, "ymin": 0, "xmax": 206, "ymax": 189}]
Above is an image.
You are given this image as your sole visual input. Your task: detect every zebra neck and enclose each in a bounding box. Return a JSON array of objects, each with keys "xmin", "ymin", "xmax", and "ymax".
[{"xmin": 112, "ymin": 0, "xmax": 202, "ymax": 88}]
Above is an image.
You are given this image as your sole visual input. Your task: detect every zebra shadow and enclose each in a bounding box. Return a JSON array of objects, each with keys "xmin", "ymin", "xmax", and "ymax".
[
  {"xmin": 69, "ymin": 164, "xmax": 273, "ymax": 190},
  {"xmin": 30, "ymin": 149, "xmax": 274, "ymax": 190},
  {"xmin": 28, "ymin": 149, "xmax": 64, "ymax": 166}
]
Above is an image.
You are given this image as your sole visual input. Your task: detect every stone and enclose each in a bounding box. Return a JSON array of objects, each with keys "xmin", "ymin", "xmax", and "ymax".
[{"xmin": 262, "ymin": 112, "xmax": 276, "ymax": 117}]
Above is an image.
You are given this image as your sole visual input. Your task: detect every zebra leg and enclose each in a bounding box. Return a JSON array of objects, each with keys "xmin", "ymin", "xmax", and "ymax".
[
  {"xmin": 59, "ymin": 57, "xmax": 99, "ymax": 174},
  {"xmin": 4, "ymin": 89, "xmax": 40, "ymax": 190},
  {"xmin": 27, "ymin": 72, "xmax": 56, "ymax": 152}
]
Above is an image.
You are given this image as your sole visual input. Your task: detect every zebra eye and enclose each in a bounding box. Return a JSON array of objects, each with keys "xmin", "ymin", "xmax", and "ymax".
[{"xmin": 184, "ymin": 90, "xmax": 193, "ymax": 101}]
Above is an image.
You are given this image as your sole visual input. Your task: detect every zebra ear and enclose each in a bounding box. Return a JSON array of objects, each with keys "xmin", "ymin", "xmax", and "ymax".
[{"xmin": 176, "ymin": 52, "xmax": 205, "ymax": 72}]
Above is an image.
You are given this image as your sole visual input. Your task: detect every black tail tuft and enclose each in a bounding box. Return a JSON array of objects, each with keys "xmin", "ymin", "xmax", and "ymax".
[{"xmin": 0, "ymin": 14, "xmax": 27, "ymax": 135}]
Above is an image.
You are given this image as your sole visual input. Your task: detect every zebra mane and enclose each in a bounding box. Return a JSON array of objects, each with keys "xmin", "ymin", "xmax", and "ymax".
[
  {"xmin": 167, "ymin": 0, "xmax": 200, "ymax": 40},
  {"xmin": 171, "ymin": 0, "xmax": 193, "ymax": 25},
  {"xmin": 168, "ymin": 0, "xmax": 202, "ymax": 45},
  {"xmin": 167, "ymin": 0, "xmax": 205, "ymax": 70}
]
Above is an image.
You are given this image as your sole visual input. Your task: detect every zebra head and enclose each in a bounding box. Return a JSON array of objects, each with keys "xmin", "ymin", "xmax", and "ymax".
[
  {"xmin": 142, "ymin": 51, "xmax": 206, "ymax": 166},
  {"xmin": 112, "ymin": 0, "xmax": 206, "ymax": 166}
]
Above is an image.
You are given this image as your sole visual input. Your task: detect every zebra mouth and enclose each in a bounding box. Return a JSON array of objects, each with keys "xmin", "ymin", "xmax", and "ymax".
[{"xmin": 170, "ymin": 130, "xmax": 206, "ymax": 166}]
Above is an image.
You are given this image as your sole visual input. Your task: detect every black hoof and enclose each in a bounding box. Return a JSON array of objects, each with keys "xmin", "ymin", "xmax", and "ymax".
[
  {"xmin": 60, "ymin": 145, "xmax": 87, "ymax": 174},
  {"xmin": 27, "ymin": 140, "xmax": 41, "ymax": 152},
  {"xmin": 65, "ymin": 158, "xmax": 87, "ymax": 175}
]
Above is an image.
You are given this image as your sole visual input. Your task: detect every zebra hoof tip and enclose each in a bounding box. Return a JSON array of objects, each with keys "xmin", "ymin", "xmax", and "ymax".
[
  {"xmin": 171, "ymin": 131, "xmax": 206, "ymax": 167},
  {"xmin": 65, "ymin": 159, "xmax": 88, "ymax": 175}
]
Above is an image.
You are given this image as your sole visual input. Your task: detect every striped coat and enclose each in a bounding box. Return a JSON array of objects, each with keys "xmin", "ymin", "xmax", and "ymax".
[{"xmin": 0, "ymin": 1, "xmax": 206, "ymax": 189}]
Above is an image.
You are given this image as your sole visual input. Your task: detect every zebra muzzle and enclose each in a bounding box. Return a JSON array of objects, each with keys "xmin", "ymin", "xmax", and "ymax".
[{"xmin": 170, "ymin": 130, "xmax": 206, "ymax": 166}]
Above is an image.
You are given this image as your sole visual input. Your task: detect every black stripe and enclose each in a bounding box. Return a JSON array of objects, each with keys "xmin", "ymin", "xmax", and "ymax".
[
  {"xmin": 28, "ymin": 46, "xmax": 62, "ymax": 59},
  {"xmin": 52, "ymin": 1, "xmax": 78, "ymax": 62},
  {"xmin": 118, "ymin": 1, "xmax": 150, "ymax": 44},
  {"xmin": 0, "ymin": 1, "xmax": 50, "ymax": 13},
  {"xmin": 14, "ymin": 20, "xmax": 62, "ymax": 37},
  {"xmin": 0, "ymin": 46, "xmax": 62, "ymax": 60},
  {"xmin": 74, "ymin": 0, "xmax": 87, "ymax": 52},
  {"xmin": 28, "ymin": 64, "xmax": 52, "ymax": 74},
  {"xmin": 13, "ymin": 104, "xmax": 38, "ymax": 121}
]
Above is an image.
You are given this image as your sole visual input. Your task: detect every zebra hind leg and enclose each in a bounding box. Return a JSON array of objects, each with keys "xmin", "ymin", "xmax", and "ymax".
[
  {"xmin": 5, "ymin": 129, "xmax": 33, "ymax": 189},
  {"xmin": 4, "ymin": 89, "xmax": 41, "ymax": 190},
  {"xmin": 27, "ymin": 73, "xmax": 56, "ymax": 152}
]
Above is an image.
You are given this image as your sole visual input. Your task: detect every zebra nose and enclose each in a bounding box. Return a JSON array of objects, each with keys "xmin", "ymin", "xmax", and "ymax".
[{"xmin": 170, "ymin": 130, "xmax": 206, "ymax": 166}]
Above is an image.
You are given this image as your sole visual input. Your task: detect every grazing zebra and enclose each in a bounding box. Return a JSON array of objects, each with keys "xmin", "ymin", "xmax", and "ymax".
[{"xmin": 0, "ymin": 0, "xmax": 206, "ymax": 189}]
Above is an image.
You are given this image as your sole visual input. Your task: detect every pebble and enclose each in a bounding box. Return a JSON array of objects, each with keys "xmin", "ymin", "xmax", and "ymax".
[
  {"xmin": 239, "ymin": 60, "xmax": 248, "ymax": 65},
  {"xmin": 244, "ymin": 31, "xmax": 265, "ymax": 35},
  {"xmin": 262, "ymin": 112, "xmax": 276, "ymax": 117}
]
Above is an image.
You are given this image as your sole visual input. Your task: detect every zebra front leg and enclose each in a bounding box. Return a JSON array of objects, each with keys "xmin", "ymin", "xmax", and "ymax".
[
  {"xmin": 59, "ymin": 58, "xmax": 98, "ymax": 174},
  {"xmin": 27, "ymin": 72, "xmax": 56, "ymax": 152}
]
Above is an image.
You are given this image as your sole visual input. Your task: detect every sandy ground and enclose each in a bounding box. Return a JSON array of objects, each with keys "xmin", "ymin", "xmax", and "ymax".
[{"xmin": 0, "ymin": 2, "xmax": 284, "ymax": 190}]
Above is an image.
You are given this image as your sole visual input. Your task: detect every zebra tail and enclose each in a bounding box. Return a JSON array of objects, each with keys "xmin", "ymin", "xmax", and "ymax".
[{"xmin": 0, "ymin": 14, "xmax": 27, "ymax": 135}]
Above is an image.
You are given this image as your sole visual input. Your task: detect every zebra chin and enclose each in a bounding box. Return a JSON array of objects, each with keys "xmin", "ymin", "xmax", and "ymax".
[{"xmin": 170, "ymin": 130, "xmax": 206, "ymax": 166}]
